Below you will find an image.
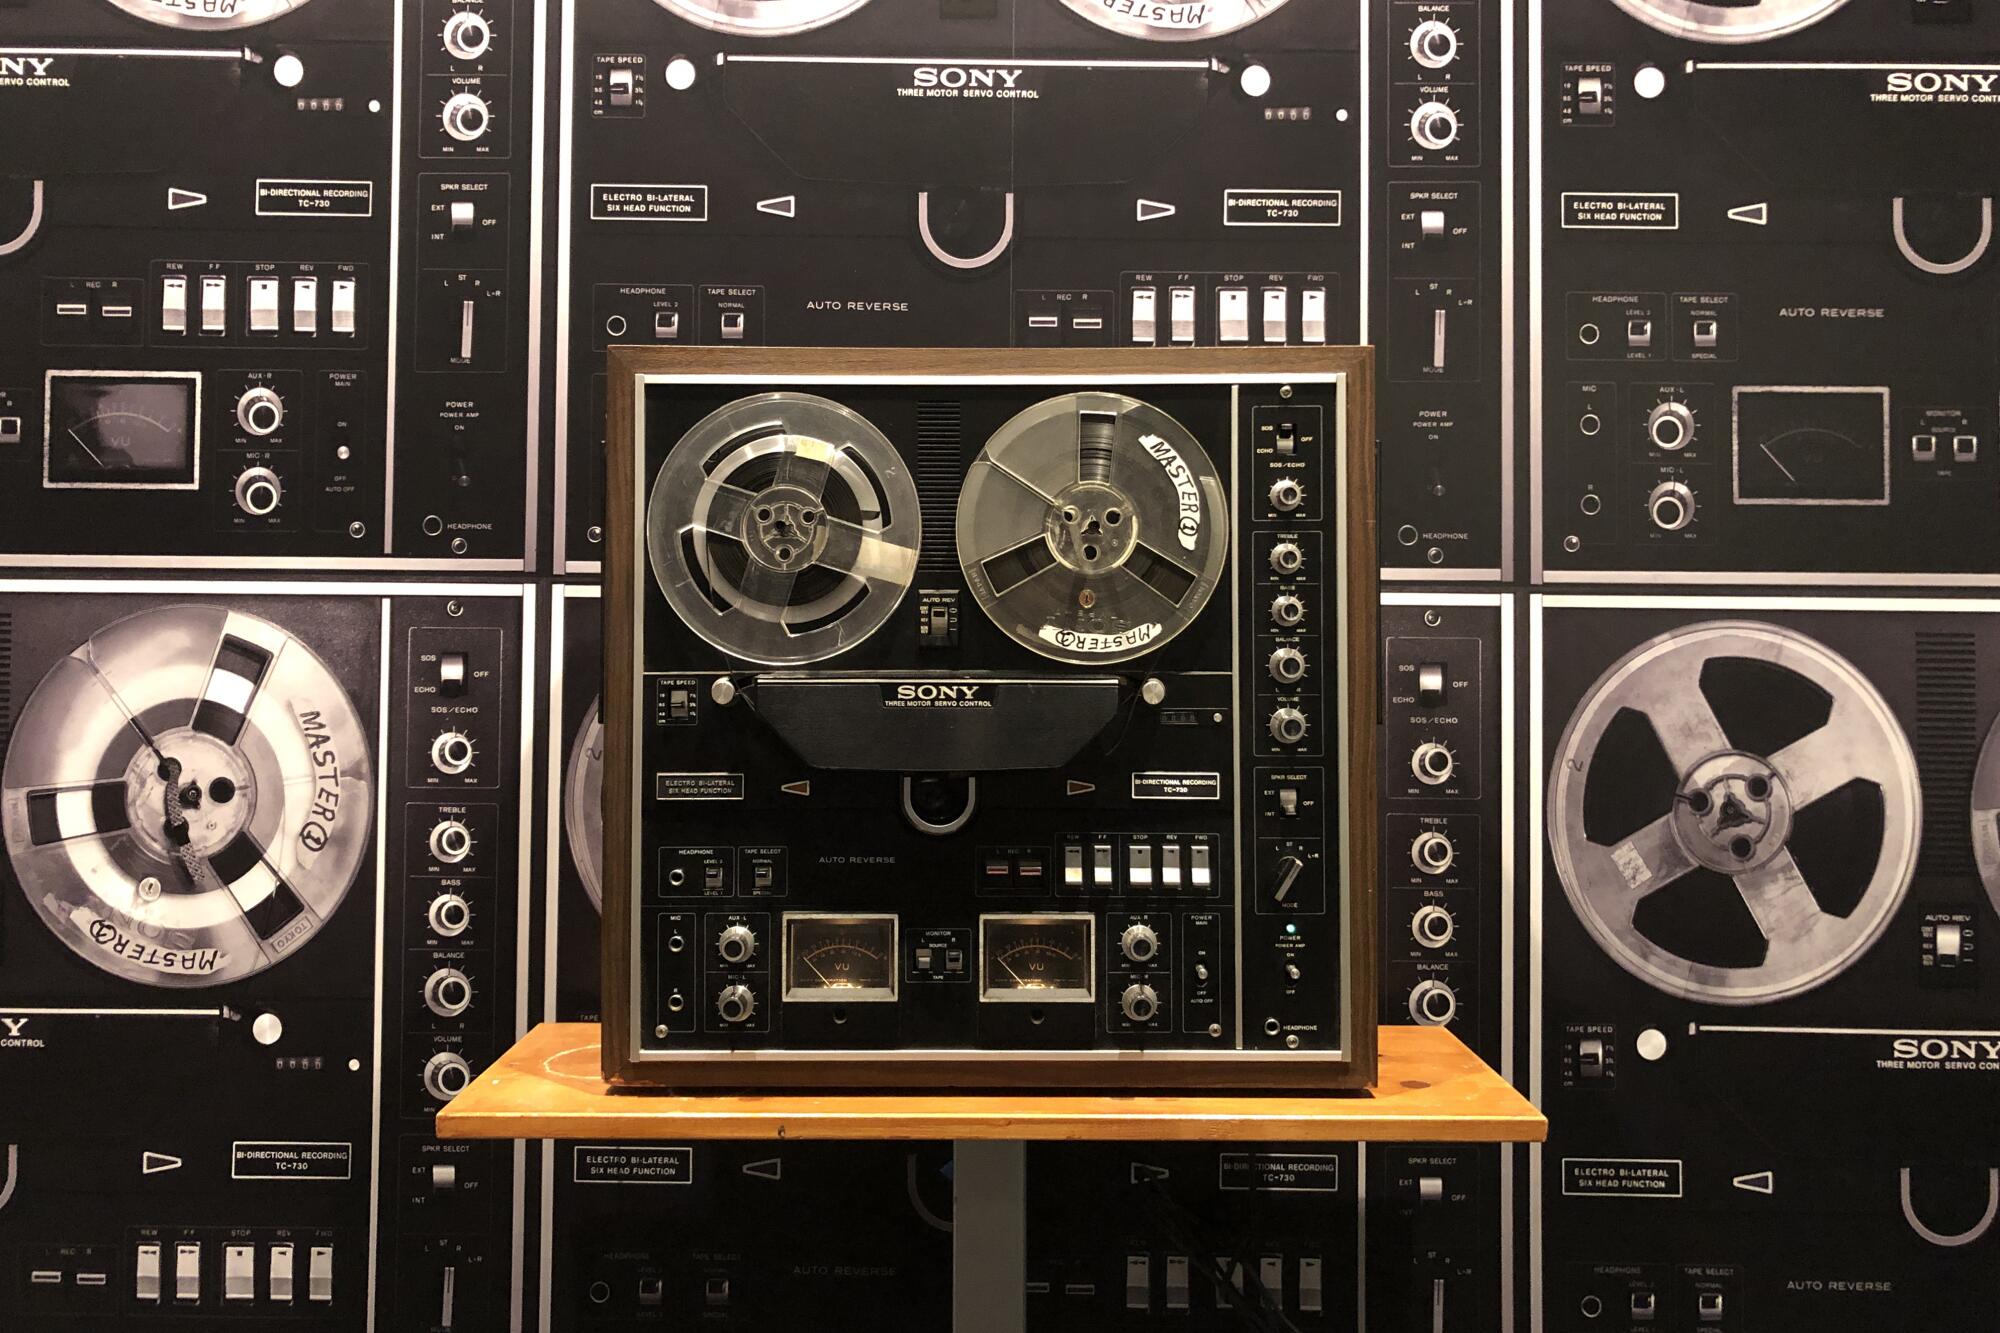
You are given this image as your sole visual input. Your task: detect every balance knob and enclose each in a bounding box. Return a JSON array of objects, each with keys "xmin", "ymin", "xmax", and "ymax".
[
  {"xmin": 442, "ymin": 9, "xmax": 492, "ymax": 60},
  {"xmin": 1268, "ymin": 541, "xmax": 1304, "ymax": 575},
  {"xmin": 1648, "ymin": 400, "xmax": 1696, "ymax": 451},
  {"xmin": 234, "ymin": 467, "xmax": 283, "ymax": 518},
  {"xmin": 717, "ymin": 924, "xmax": 758, "ymax": 966},
  {"xmin": 1409, "ymin": 19, "xmax": 1458, "ymax": 68},
  {"xmin": 716, "ymin": 984, "xmax": 756, "ymax": 1024},
  {"xmin": 1410, "ymin": 831, "xmax": 1456, "ymax": 875},
  {"xmin": 441, "ymin": 91, "xmax": 492, "ymax": 142},
  {"xmin": 1268, "ymin": 477, "xmax": 1305, "ymax": 512},
  {"xmin": 1410, "ymin": 101, "xmax": 1460, "ymax": 151},
  {"xmin": 1270, "ymin": 593, "xmax": 1306, "ymax": 628},
  {"xmin": 423, "ymin": 967, "xmax": 473, "ymax": 1018},
  {"xmin": 1409, "ymin": 978, "xmax": 1458, "ymax": 1026},
  {"xmin": 236, "ymin": 386, "xmax": 285, "ymax": 436},
  {"xmin": 1120, "ymin": 983, "xmax": 1161, "ymax": 1023},
  {"xmin": 1120, "ymin": 924, "xmax": 1160, "ymax": 964},
  {"xmin": 1268, "ymin": 707, "xmax": 1308, "ymax": 745},
  {"xmin": 1268, "ymin": 646, "xmax": 1308, "ymax": 685},
  {"xmin": 1647, "ymin": 481, "xmax": 1696, "ymax": 532}
]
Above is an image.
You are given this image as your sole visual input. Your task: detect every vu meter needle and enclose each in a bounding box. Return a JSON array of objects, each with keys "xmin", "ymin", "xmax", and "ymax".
[
  {"xmin": 67, "ymin": 425, "xmax": 105, "ymax": 468},
  {"xmin": 1760, "ymin": 441, "xmax": 1797, "ymax": 482}
]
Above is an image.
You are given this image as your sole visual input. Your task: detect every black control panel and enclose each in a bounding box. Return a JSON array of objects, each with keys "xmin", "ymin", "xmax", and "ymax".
[
  {"xmin": 1536, "ymin": 598, "xmax": 2000, "ymax": 1329},
  {"xmin": 614, "ymin": 365, "xmax": 1366, "ymax": 1083},
  {"xmin": 0, "ymin": 584, "xmax": 526, "ymax": 1331},
  {"xmin": 1373, "ymin": 0, "xmax": 1511, "ymax": 574},
  {"xmin": 553, "ymin": 0, "xmax": 1361, "ymax": 569},
  {"xmin": 0, "ymin": 0, "xmax": 536, "ymax": 564},
  {"xmin": 1535, "ymin": 1, "xmax": 2000, "ymax": 580}
]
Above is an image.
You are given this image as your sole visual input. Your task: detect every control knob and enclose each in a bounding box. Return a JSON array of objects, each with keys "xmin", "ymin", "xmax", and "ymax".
[
  {"xmin": 716, "ymin": 924, "xmax": 758, "ymax": 966},
  {"xmin": 1268, "ymin": 478, "xmax": 1305, "ymax": 512},
  {"xmin": 430, "ymin": 730, "xmax": 475, "ymax": 776},
  {"xmin": 1411, "ymin": 905, "xmax": 1456, "ymax": 949},
  {"xmin": 1409, "ymin": 19, "xmax": 1459, "ymax": 68},
  {"xmin": 1120, "ymin": 983, "xmax": 1161, "ymax": 1023},
  {"xmin": 441, "ymin": 91, "xmax": 492, "ymax": 142},
  {"xmin": 428, "ymin": 818, "xmax": 473, "ymax": 865},
  {"xmin": 233, "ymin": 467, "xmax": 283, "ymax": 518},
  {"xmin": 1267, "ymin": 646, "xmax": 1308, "ymax": 685},
  {"xmin": 1410, "ymin": 831, "xmax": 1456, "ymax": 875},
  {"xmin": 1269, "ymin": 707, "xmax": 1309, "ymax": 745},
  {"xmin": 1270, "ymin": 594, "xmax": 1306, "ymax": 628},
  {"xmin": 1647, "ymin": 481, "xmax": 1696, "ymax": 532},
  {"xmin": 422, "ymin": 1051, "xmax": 472, "ymax": 1101},
  {"xmin": 1119, "ymin": 924, "xmax": 1160, "ymax": 964},
  {"xmin": 1410, "ymin": 101, "xmax": 1460, "ymax": 151},
  {"xmin": 423, "ymin": 967, "xmax": 473, "ymax": 1018},
  {"xmin": 1647, "ymin": 400, "xmax": 1695, "ymax": 451},
  {"xmin": 1268, "ymin": 540, "xmax": 1304, "ymax": 575},
  {"xmin": 1408, "ymin": 978, "xmax": 1458, "ymax": 1026},
  {"xmin": 427, "ymin": 892, "xmax": 471, "ymax": 937},
  {"xmin": 1411, "ymin": 741, "xmax": 1455, "ymax": 786},
  {"xmin": 441, "ymin": 9, "xmax": 492, "ymax": 60},
  {"xmin": 235, "ymin": 386, "xmax": 285, "ymax": 436},
  {"xmin": 716, "ymin": 984, "xmax": 756, "ymax": 1024}
]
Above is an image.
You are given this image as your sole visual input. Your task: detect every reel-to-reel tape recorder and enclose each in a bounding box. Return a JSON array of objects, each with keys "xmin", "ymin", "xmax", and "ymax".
[{"xmin": 601, "ymin": 346, "xmax": 1376, "ymax": 1088}]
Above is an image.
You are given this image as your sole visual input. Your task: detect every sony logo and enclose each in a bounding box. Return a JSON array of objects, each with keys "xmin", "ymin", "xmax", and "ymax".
[
  {"xmin": 0, "ymin": 57, "xmax": 56, "ymax": 77},
  {"xmin": 1891, "ymin": 1036, "xmax": 2000, "ymax": 1061},
  {"xmin": 912, "ymin": 66, "xmax": 1024, "ymax": 90},
  {"xmin": 1886, "ymin": 71, "xmax": 2000, "ymax": 94},
  {"xmin": 894, "ymin": 683, "xmax": 985, "ymax": 701}
]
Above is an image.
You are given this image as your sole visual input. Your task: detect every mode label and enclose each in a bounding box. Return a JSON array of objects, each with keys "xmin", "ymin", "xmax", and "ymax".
[
  {"xmin": 573, "ymin": 1145, "xmax": 694, "ymax": 1185},
  {"xmin": 591, "ymin": 183, "xmax": 709, "ymax": 222},
  {"xmin": 1560, "ymin": 192, "xmax": 1679, "ymax": 230},
  {"xmin": 656, "ymin": 772, "xmax": 745, "ymax": 801},
  {"xmin": 1561, "ymin": 1157, "xmax": 1684, "ymax": 1198},
  {"xmin": 1218, "ymin": 1152, "xmax": 1342, "ymax": 1192},
  {"xmin": 1132, "ymin": 771, "xmax": 1223, "ymax": 800},
  {"xmin": 255, "ymin": 179, "xmax": 375, "ymax": 218},
  {"xmin": 231, "ymin": 1141, "xmax": 354, "ymax": 1181},
  {"xmin": 1224, "ymin": 188, "xmax": 1343, "ymax": 228}
]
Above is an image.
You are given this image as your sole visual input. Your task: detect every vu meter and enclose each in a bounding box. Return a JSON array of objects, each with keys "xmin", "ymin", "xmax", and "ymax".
[
  {"xmin": 978, "ymin": 915, "xmax": 1096, "ymax": 1003},
  {"xmin": 43, "ymin": 372, "xmax": 199, "ymax": 487},
  {"xmin": 782, "ymin": 914, "xmax": 899, "ymax": 1002}
]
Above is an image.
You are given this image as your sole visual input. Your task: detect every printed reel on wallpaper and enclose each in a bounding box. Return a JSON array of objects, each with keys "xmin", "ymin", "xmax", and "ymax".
[
  {"xmin": 566, "ymin": 696, "xmax": 604, "ymax": 913},
  {"xmin": 99, "ymin": 0, "xmax": 318, "ymax": 29},
  {"xmin": 645, "ymin": 390, "xmax": 1228, "ymax": 668},
  {"xmin": 1, "ymin": 605, "xmax": 372, "ymax": 987},
  {"xmin": 1547, "ymin": 620, "xmax": 1922, "ymax": 1005},
  {"xmin": 646, "ymin": 0, "xmax": 1291, "ymax": 39}
]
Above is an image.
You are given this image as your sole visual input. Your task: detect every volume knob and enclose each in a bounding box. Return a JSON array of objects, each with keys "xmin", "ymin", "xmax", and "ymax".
[
  {"xmin": 233, "ymin": 467, "xmax": 283, "ymax": 518},
  {"xmin": 1119, "ymin": 924, "xmax": 1161, "ymax": 964},
  {"xmin": 1410, "ymin": 101, "xmax": 1460, "ymax": 151},
  {"xmin": 235, "ymin": 386, "xmax": 285, "ymax": 436},
  {"xmin": 441, "ymin": 91, "xmax": 492, "ymax": 142},
  {"xmin": 1120, "ymin": 984, "xmax": 1161, "ymax": 1023},
  {"xmin": 1268, "ymin": 707, "xmax": 1308, "ymax": 745},
  {"xmin": 442, "ymin": 10, "xmax": 492, "ymax": 60}
]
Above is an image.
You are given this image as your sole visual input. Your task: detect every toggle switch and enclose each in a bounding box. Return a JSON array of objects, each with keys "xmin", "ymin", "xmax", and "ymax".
[
  {"xmin": 1631, "ymin": 1290, "xmax": 1657, "ymax": 1321},
  {"xmin": 1578, "ymin": 75, "xmax": 1605, "ymax": 114},
  {"xmin": 1431, "ymin": 308, "xmax": 1449, "ymax": 370},
  {"xmin": 719, "ymin": 310, "xmax": 746, "ymax": 340},
  {"xmin": 1300, "ymin": 287, "xmax": 1327, "ymax": 343},
  {"xmin": 431, "ymin": 1164, "xmax": 458, "ymax": 1191},
  {"xmin": 1271, "ymin": 854, "xmax": 1304, "ymax": 903},
  {"xmin": 655, "ymin": 310, "xmax": 679, "ymax": 339},
  {"xmin": 1626, "ymin": 317, "xmax": 1652, "ymax": 349},
  {"xmin": 1578, "ymin": 1036, "xmax": 1606, "ymax": 1076},
  {"xmin": 1433, "ymin": 1277, "xmax": 1447, "ymax": 1333},
  {"xmin": 1421, "ymin": 208, "xmax": 1447, "ymax": 242},
  {"xmin": 1131, "ymin": 287, "xmax": 1157, "ymax": 343},
  {"xmin": 608, "ymin": 68, "xmax": 635, "ymax": 106},
  {"xmin": 459, "ymin": 298, "xmax": 476, "ymax": 361},
  {"xmin": 1939, "ymin": 922, "xmax": 1965, "ymax": 961},
  {"xmin": 1418, "ymin": 662, "xmax": 1446, "ymax": 706},
  {"xmin": 1419, "ymin": 1174, "xmax": 1445, "ymax": 1203},
  {"xmin": 441, "ymin": 1263, "xmax": 458, "ymax": 1328},
  {"xmin": 449, "ymin": 200, "xmax": 477, "ymax": 233},
  {"xmin": 1278, "ymin": 787, "xmax": 1299, "ymax": 817},
  {"xmin": 1262, "ymin": 287, "xmax": 1287, "ymax": 342},
  {"xmin": 439, "ymin": 653, "xmax": 467, "ymax": 696},
  {"xmin": 1692, "ymin": 316, "xmax": 1718, "ymax": 349},
  {"xmin": 1697, "ymin": 1291, "xmax": 1724, "ymax": 1322}
]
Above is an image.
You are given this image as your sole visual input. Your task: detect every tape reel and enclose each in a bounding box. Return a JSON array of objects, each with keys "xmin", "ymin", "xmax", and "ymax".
[
  {"xmin": 957, "ymin": 392, "xmax": 1227, "ymax": 665},
  {"xmin": 1056, "ymin": 0, "xmax": 1291, "ymax": 40},
  {"xmin": 1, "ymin": 606, "xmax": 372, "ymax": 988},
  {"xmin": 647, "ymin": 393, "xmax": 922, "ymax": 666},
  {"xmin": 102, "ymin": 0, "xmax": 317, "ymax": 29},
  {"xmin": 649, "ymin": 0, "xmax": 871, "ymax": 35},
  {"xmin": 1548, "ymin": 621, "xmax": 1918, "ymax": 1005},
  {"xmin": 1965, "ymin": 715, "xmax": 2000, "ymax": 921},
  {"xmin": 564, "ymin": 697, "xmax": 604, "ymax": 914},
  {"xmin": 1604, "ymin": 0, "xmax": 1850, "ymax": 42}
]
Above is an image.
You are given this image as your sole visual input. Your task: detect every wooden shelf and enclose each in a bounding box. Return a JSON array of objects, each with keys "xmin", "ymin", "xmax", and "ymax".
[{"xmin": 437, "ymin": 1024, "xmax": 1544, "ymax": 1143}]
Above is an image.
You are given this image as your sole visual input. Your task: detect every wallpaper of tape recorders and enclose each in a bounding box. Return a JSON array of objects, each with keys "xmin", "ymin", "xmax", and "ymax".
[
  {"xmin": 553, "ymin": 0, "xmax": 1376, "ymax": 572},
  {"xmin": 0, "ymin": 0, "xmax": 538, "ymax": 566},
  {"xmin": 600, "ymin": 350, "xmax": 1375, "ymax": 1089},
  {"xmin": 0, "ymin": 584, "xmax": 529, "ymax": 1330}
]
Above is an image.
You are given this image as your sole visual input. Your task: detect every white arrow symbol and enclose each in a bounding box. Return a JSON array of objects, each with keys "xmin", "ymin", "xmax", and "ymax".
[
  {"xmin": 1136, "ymin": 199, "xmax": 1176, "ymax": 222},
  {"xmin": 142, "ymin": 1152, "xmax": 184, "ymax": 1175},
  {"xmin": 1130, "ymin": 1162, "xmax": 1170, "ymax": 1183},
  {"xmin": 756, "ymin": 195, "xmax": 797, "ymax": 219},
  {"xmin": 1731, "ymin": 1170, "xmax": 1774, "ymax": 1195},
  {"xmin": 742, "ymin": 1157, "xmax": 783, "ymax": 1181},
  {"xmin": 167, "ymin": 188, "xmax": 208, "ymax": 212},
  {"xmin": 1726, "ymin": 202, "xmax": 1768, "ymax": 226}
]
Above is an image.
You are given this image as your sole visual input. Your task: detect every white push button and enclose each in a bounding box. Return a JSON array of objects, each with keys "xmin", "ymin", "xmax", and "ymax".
[
  {"xmin": 224, "ymin": 1245, "xmax": 255, "ymax": 1302},
  {"xmin": 1063, "ymin": 844, "xmax": 1085, "ymax": 887},
  {"xmin": 136, "ymin": 1244, "xmax": 162, "ymax": 1302},
  {"xmin": 200, "ymin": 275, "xmax": 228, "ymax": 333},
  {"xmin": 1300, "ymin": 287, "xmax": 1327, "ymax": 343},
  {"xmin": 1169, "ymin": 286, "xmax": 1196, "ymax": 343},
  {"xmin": 175, "ymin": 1242, "xmax": 201, "ymax": 1302},
  {"xmin": 1165, "ymin": 1256, "xmax": 1190, "ymax": 1310},
  {"xmin": 250, "ymin": 277, "xmax": 280, "ymax": 332},
  {"xmin": 1092, "ymin": 842, "xmax": 1115, "ymax": 887},
  {"xmin": 1261, "ymin": 287, "xmax": 1287, "ymax": 343},
  {"xmin": 268, "ymin": 1245, "xmax": 295, "ymax": 1303},
  {"xmin": 331, "ymin": 278, "xmax": 357, "ymax": 334},
  {"xmin": 293, "ymin": 277, "xmax": 318, "ymax": 333},
  {"xmin": 308, "ymin": 1246, "xmax": 334, "ymax": 1303},
  {"xmin": 1189, "ymin": 843, "xmax": 1212, "ymax": 889},
  {"xmin": 1258, "ymin": 1256, "xmax": 1283, "ymax": 1304},
  {"xmin": 1128, "ymin": 843, "xmax": 1154, "ymax": 888},
  {"xmin": 1125, "ymin": 1255, "xmax": 1150, "ymax": 1311},
  {"xmin": 161, "ymin": 276, "xmax": 188, "ymax": 333},
  {"xmin": 1130, "ymin": 287, "xmax": 1157, "ymax": 343},
  {"xmin": 1160, "ymin": 843, "xmax": 1183, "ymax": 888},
  {"xmin": 1299, "ymin": 1257, "xmax": 1324, "ymax": 1313},
  {"xmin": 1217, "ymin": 286, "xmax": 1249, "ymax": 343}
]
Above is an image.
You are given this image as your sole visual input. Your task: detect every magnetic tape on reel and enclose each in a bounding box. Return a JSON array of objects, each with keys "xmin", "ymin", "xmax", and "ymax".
[{"xmin": 602, "ymin": 345, "xmax": 1377, "ymax": 1090}]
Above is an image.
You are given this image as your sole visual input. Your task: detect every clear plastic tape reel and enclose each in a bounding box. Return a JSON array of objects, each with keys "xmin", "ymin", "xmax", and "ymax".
[
  {"xmin": 1605, "ymin": 0, "xmax": 1850, "ymax": 43},
  {"xmin": 1548, "ymin": 620, "xmax": 1918, "ymax": 1005},
  {"xmin": 102, "ymin": 0, "xmax": 317, "ymax": 30},
  {"xmin": 1, "ymin": 605, "xmax": 373, "ymax": 987},
  {"xmin": 958, "ymin": 392, "xmax": 1227, "ymax": 666},
  {"xmin": 648, "ymin": 0, "xmax": 872, "ymax": 36},
  {"xmin": 1965, "ymin": 713, "xmax": 2000, "ymax": 921},
  {"xmin": 565, "ymin": 698, "xmax": 605, "ymax": 913},
  {"xmin": 1056, "ymin": 0, "xmax": 1291, "ymax": 41},
  {"xmin": 646, "ymin": 392, "xmax": 923, "ymax": 667}
]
